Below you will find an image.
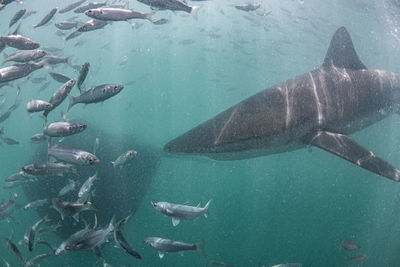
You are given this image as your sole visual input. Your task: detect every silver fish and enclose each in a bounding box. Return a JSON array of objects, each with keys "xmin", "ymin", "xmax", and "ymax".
[
  {"xmin": 2, "ymin": 49, "xmax": 47, "ymax": 64},
  {"xmin": 111, "ymin": 150, "xmax": 136, "ymax": 168},
  {"xmin": 23, "ymin": 253, "xmax": 51, "ymax": 267},
  {"xmin": 26, "ymin": 216, "xmax": 49, "ymax": 251},
  {"xmin": 341, "ymin": 239, "xmax": 360, "ymax": 251},
  {"xmin": 0, "ymin": 194, "xmax": 17, "ymax": 220},
  {"xmin": 30, "ymin": 133, "xmax": 47, "ymax": 142},
  {"xmin": 48, "ymin": 144, "xmax": 100, "ymax": 165},
  {"xmin": 55, "ymin": 223, "xmax": 91, "ymax": 255},
  {"xmin": 152, "ymin": 200, "xmax": 211, "ymax": 226},
  {"xmin": 78, "ymin": 172, "xmax": 99, "ymax": 200},
  {"xmin": 23, "ymin": 199, "xmax": 49, "ymax": 210},
  {"xmin": 74, "ymin": 1, "xmax": 107, "ymax": 13},
  {"xmin": 55, "ymin": 20, "xmax": 80, "ymax": 30},
  {"xmin": 40, "ymin": 55, "xmax": 71, "ymax": 66},
  {"xmin": 144, "ymin": 237, "xmax": 201, "ymax": 258},
  {"xmin": 77, "ymin": 19, "xmax": 108, "ymax": 32},
  {"xmin": 58, "ymin": 179, "xmax": 76, "ymax": 196},
  {"xmin": 52, "ymin": 197, "xmax": 94, "ymax": 221},
  {"xmin": 43, "ymin": 121, "xmax": 86, "ymax": 137},
  {"xmin": 137, "ymin": 0, "xmax": 200, "ymax": 15},
  {"xmin": 26, "ymin": 99, "xmax": 53, "ymax": 113},
  {"xmin": 68, "ymin": 83, "xmax": 124, "ymax": 110},
  {"xmin": 9, "ymin": 8, "xmax": 26, "ymax": 28},
  {"xmin": 77, "ymin": 61, "xmax": 90, "ymax": 93},
  {"xmin": 269, "ymin": 264, "xmax": 302, "ymax": 267},
  {"xmin": 0, "ymin": 34, "xmax": 40, "ymax": 50},
  {"xmin": 22, "ymin": 162, "xmax": 76, "ymax": 176},
  {"xmin": 85, "ymin": 7, "xmax": 151, "ymax": 21},
  {"xmin": 2, "ymin": 179, "xmax": 33, "ymax": 188},
  {"xmin": 60, "ymin": 216, "xmax": 115, "ymax": 253},
  {"xmin": 33, "ymin": 8, "xmax": 58, "ymax": 28},
  {"xmin": 49, "ymin": 72, "xmax": 71, "ymax": 83},
  {"xmin": 43, "ymin": 79, "xmax": 76, "ymax": 118},
  {"xmin": 65, "ymin": 30, "xmax": 82, "ymax": 41},
  {"xmin": 59, "ymin": 0, "xmax": 87, "ymax": 14},
  {"xmin": 0, "ymin": 62, "xmax": 43, "ymax": 83},
  {"xmin": 235, "ymin": 3, "xmax": 261, "ymax": 11}
]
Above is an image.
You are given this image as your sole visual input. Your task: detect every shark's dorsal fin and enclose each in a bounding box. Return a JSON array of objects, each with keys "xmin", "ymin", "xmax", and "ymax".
[{"xmin": 323, "ymin": 27, "xmax": 367, "ymax": 70}]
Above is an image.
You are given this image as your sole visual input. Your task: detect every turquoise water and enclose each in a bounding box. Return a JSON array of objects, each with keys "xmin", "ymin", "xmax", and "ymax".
[{"xmin": 1, "ymin": 0, "xmax": 400, "ymax": 266}]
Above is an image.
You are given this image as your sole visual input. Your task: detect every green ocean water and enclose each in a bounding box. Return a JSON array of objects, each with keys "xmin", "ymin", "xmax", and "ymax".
[{"xmin": 1, "ymin": 0, "xmax": 400, "ymax": 266}]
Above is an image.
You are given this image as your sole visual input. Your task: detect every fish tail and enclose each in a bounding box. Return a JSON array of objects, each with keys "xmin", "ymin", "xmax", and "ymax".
[
  {"xmin": 108, "ymin": 215, "xmax": 116, "ymax": 232},
  {"xmin": 144, "ymin": 12, "xmax": 153, "ymax": 22},
  {"xmin": 203, "ymin": 199, "xmax": 212, "ymax": 218},
  {"xmin": 190, "ymin": 6, "xmax": 200, "ymax": 19},
  {"xmin": 67, "ymin": 94, "xmax": 76, "ymax": 111},
  {"xmin": 195, "ymin": 240, "xmax": 206, "ymax": 258}
]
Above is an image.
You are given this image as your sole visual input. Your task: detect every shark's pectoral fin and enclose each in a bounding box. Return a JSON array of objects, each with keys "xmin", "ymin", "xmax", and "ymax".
[{"xmin": 309, "ymin": 131, "xmax": 400, "ymax": 182}]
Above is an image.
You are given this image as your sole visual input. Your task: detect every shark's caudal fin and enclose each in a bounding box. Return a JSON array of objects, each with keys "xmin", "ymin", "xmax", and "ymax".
[
  {"xmin": 322, "ymin": 26, "xmax": 367, "ymax": 70},
  {"xmin": 309, "ymin": 131, "xmax": 400, "ymax": 182}
]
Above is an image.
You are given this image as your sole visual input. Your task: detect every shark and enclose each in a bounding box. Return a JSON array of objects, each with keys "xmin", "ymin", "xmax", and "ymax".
[{"xmin": 164, "ymin": 27, "xmax": 400, "ymax": 182}]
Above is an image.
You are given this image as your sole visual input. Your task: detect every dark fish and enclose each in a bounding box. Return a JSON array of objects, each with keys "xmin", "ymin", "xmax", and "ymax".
[
  {"xmin": 0, "ymin": 34, "xmax": 40, "ymax": 50},
  {"xmin": 49, "ymin": 72, "xmax": 71, "ymax": 83},
  {"xmin": 33, "ymin": 8, "xmax": 58, "ymax": 28},
  {"xmin": 51, "ymin": 197, "xmax": 94, "ymax": 222},
  {"xmin": 0, "ymin": 194, "xmax": 17, "ymax": 220},
  {"xmin": 114, "ymin": 216, "xmax": 142, "ymax": 259},
  {"xmin": 68, "ymin": 83, "xmax": 124, "ymax": 110},
  {"xmin": 23, "ymin": 10, "xmax": 37, "ymax": 19},
  {"xmin": 1, "ymin": 136, "xmax": 19, "ymax": 145},
  {"xmin": 347, "ymin": 254, "xmax": 367, "ymax": 262},
  {"xmin": 65, "ymin": 30, "xmax": 82, "ymax": 41},
  {"xmin": 23, "ymin": 252, "xmax": 51, "ymax": 267},
  {"xmin": 9, "ymin": 8, "xmax": 26, "ymax": 28},
  {"xmin": 5, "ymin": 232, "xmax": 24, "ymax": 263},
  {"xmin": 43, "ymin": 121, "xmax": 87, "ymax": 137},
  {"xmin": 207, "ymin": 261, "xmax": 235, "ymax": 267},
  {"xmin": 38, "ymin": 81, "xmax": 50, "ymax": 93},
  {"xmin": 27, "ymin": 216, "xmax": 49, "ymax": 251},
  {"xmin": 152, "ymin": 18, "xmax": 168, "ymax": 25},
  {"xmin": 0, "ymin": 62, "xmax": 43, "ymax": 83},
  {"xmin": 48, "ymin": 144, "xmax": 100, "ymax": 165},
  {"xmin": 30, "ymin": 76, "xmax": 46, "ymax": 84},
  {"xmin": 137, "ymin": 0, "xmax": 200, "ymax": 15},
  {"xmin": 55, "ymin": 21, "xmax": 79, "ymax": 30},
  {"xmin": 77, "ymin": 62, "xmax": 89, "ymax": 92},
  {"xmin": 235, "ymin": 3, "xmax": 261, "ymax": 11},
  {"xmin": 341, "ymin": 239, "xmax": 360, "ymax": 251},
  {"xmin": 74, "ymin": 1, "xmax": 107, "ymax": 13},
  {"xmin": 0, "ymin": 100, "xmax": 20, "ymax": 123},
  {"xmin": 85, "ymin": 7, "xmax": 152, "ymax": 21},
  {"xmin": 59, "ymin": 0, "xmax": 87, "ymax": 14},
  {"xmin": 22, "ymin": 162, "xmax": 76, "ymax": 176},
  {"xmin": 43, "ymin": 79, "xmax": 76, "ymax": 118},
  {"xmin": 3, "ymin": 49, "xmax": 47, "ymax": 64},
  {"xmin": 77, "ymin": 19, "xmax": 108, "ymax": 32}
]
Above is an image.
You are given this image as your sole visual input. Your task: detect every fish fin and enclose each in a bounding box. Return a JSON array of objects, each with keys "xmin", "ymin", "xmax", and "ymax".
[
  {"xmin": 67, "ymin": 94, "xmax": 76, "ymax": 111},
  {"xmin": 158, "ymin": 251, "xmax": 165, "ymax": 259},
  {"xmin": 195, "ymin": 240, "xmax": 206, "ymax": 258},
  {"xmin": 196, "ymin": 203, "xmax": 200, "ymax": 208},
  {"xmin": 72, "ymin": 213, "xmax": 79, "ymax": 222},
  {"xmin": 172, "ymin": 217, "xmax": 180, "ymax": 227},
  {"xmin": 190, "ymin": 6, "xmax": 200, "ymax": 19},
  {"xmin": 309, "ymin": 131, "xmax": 400, "ymax": 181},
  {"xmin": 322, "ymin": 27, "xmax": 367, "ymax": 70},
  {"xmin": 203, "ymin": 199, "xmax": 212, "ymax": 218}
]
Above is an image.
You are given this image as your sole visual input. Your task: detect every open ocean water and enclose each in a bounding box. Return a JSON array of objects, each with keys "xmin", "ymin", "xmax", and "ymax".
[{"xmin": 1, "ymin": 0, "xmax": 400, "ymax": 266}]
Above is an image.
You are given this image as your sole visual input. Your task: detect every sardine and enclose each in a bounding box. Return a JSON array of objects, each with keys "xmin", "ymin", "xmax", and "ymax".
[
  {"xmin": 68, "ymin": 83, "xmax": 124, "ymax": 110},
  {"xmin": 74, "ymin": 2, "xmax": 107, "ymax": 13},
  {"xmin": 144, "ymin": 237, "xmax": 202, "ymax": 258},
  {"xmin": 59, "ymin": 0, "xmax": 87, "ymax": 14},
  {"xmin": 0, "ymin": 34, "xmax": 40, "ymax": 50},
  {"xmin": 55, "ymin": 20, "xmax": 80, "ymax": 30},
  {"xmin": 43, "ymin": 79, "xmax": 76, "ymax": 118},
  {"xmin": 22, "ymin": 162, "xmax": 76, "ymax": 176},
  {"xmin": 30, "ymin": 133, "xmax": 47, "ymax": 142},
  {"xmin": 77, "ymin": 61, "xmax": 90, "ymax": 93},
  {"xmin": 26, "ymin": 216, "xmax": 49, "ymax": 251},
  {"xmin": 23, "ymin": 253, "xmax": 51, "ymax": 267},
  {"xmin": 24, "ymin": 199, "xmax": 49, "ymax": 210},
  {"xmin": 58, "ymin": 179, "xmax": 76, "ymax": 196},
  {"xmin": 40, "ymin": 55, "xmax": 71, "ymax": 66},
  {"xmin": 341, "ymin": 239, "xmax": 360, "ymax": 251},
  {"xmin": 49, "ymin": 72, "xmax": 71, "ymax": 83},
  {"xmin": 5, "ymin": 232, "xmax": 24, "ymax": 263},
  {"xmin": 9, "ymin": 8, "xmax": 26, "ymax": 28},
  {"xmin": 137, "ymin": 0, "xmax": 200, "ymax": 15},
  {"xmin": 114, "ymin": 216, "xmax": 142, "ymax": 259},
  {"xmin": 235, "ymin": 3, "xmax": 261, "ymax": 11},
  {"xmin": 85, "ymin": 8, "xmax": 151, "ymax": 21},
  {"xmin": 26, "ymin": 99, "xmax": 53, "ymax": 113},
  {"xmin": 111, "ymin": 150, "xmax": 136, "ymax": 168},
  {"xmin": 78, "ymin": 172, "xmax": 99, "ymax": 200},
  {"xmin": 2, "ymin": 49, "xmax": 47, "ymax": 64},
  {"xmin": 152, "ymin": 200, "xmax": 211, "ymax": 226},
  {"xmin": 33, "ymin": 8, "xmax": 58, "ymax": 28},
  {"xmin": 43, "ymin": 121, "xmax": 86, "ymax": 137},
  {"xmin": 52, "ymin": 197, "xmax": 94, "ymax": 221},
  {"xmin": 48, "ymin": 145, "xmax": 100, "ymax": 165},
  {"xmin": 0, "ymin": 62, "xmax": 43, "ymax": 83},
  {"xmin": 77, "ymin": 19, "xmax": 108, "ymax": 32}
]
